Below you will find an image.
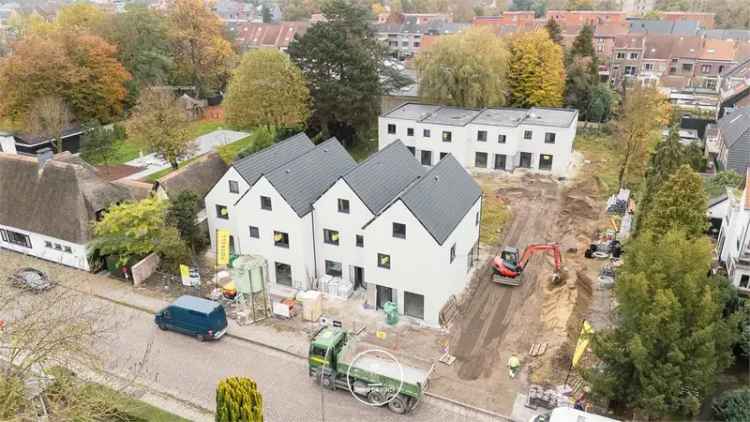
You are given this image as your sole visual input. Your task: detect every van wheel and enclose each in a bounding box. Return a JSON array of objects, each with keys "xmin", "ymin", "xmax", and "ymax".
[
  {"xmin": 196, "ymin": 334, "xmax": 205, "ymax": 342},
  {"xmin": 388, "ymin": 395, "xmax": 407, "ymax": 414},
  {"xmin": 367, "ymin": 390, "xmax": 384, "ymax": 406},
  {"xmin": 158, "ymin": 324, "xmax": 167, "ymax": 331}
]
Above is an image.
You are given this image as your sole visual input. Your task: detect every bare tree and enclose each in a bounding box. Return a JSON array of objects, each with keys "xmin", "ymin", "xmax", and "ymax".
[
  {"xmin": 0, "ymin": 276, "xmax": 153, "ymax": 420},
  {"xmin": 25, "ymin": 96, "xmax": 73, "ymax": 153}
]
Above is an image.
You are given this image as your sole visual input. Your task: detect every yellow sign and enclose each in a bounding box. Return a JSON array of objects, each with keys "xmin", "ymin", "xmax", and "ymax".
[
  {"xmin": 216, "ymin": 229, "xmax": 230, "ymax": 266},
  {"xmin": 180, "ymin": 264, "xmax": 190, "ymax": 279},
  {"xmin": 572, "ymin": 320, "xmax": 594, "ymax": 368}
]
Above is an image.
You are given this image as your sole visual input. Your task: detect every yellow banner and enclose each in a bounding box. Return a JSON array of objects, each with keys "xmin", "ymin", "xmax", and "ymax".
[
  {"xmin": 216, "ymin": 229, "xmax": 230, "ymax": 266},
  {"xmin": 572, "ymin": 320, "xmax": 594, "ymax": 368},
  {"xmin": 179, "ymin": 264, "xmax": 190, "ymax": 279}
]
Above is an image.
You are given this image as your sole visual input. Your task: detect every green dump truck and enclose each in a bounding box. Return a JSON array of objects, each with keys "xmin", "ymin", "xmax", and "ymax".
[{"xmin": 308, "ymin": 326, "xmax": 431, "ymax": 414}]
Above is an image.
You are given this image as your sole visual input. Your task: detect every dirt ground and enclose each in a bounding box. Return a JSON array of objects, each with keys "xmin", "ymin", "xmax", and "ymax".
[{"xmin": 429, "ymin": 169, "xmax": 608, "ymax": 414}]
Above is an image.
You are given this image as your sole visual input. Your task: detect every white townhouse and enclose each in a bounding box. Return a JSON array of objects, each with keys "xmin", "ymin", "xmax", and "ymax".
[
  {"xmin": 205, "ymin": 135, "xmax": 482, "ymax": 325},
  {"xmin": 716, "ymin": 170, "xmax": 750, "ymax": 295},
  {"xmin": 0, "ymin": 152, "xmax": 132, "ymax": 271},
  {"xmin": 378, "ymin": 103, "xmax": 579, "ymax": 176}
]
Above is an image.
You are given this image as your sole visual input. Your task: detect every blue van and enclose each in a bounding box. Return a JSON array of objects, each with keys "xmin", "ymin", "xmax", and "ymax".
[{"xmin": 155, "ymin": 295, "xmax": 228, "ymax": 341}]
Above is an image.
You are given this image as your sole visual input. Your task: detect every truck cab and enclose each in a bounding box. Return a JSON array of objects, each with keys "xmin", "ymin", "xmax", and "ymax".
[{"xmin": 308, "ymin": 326, "xmax": 347, "ymax": 378}]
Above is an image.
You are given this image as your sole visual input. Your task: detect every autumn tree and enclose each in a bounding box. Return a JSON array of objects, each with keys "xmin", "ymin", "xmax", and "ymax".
[
  {"xmin": 416, "ymin": 27, "xmax": 509, "ymax": 108},
  {"xmin": 544, "ymin": 18, "xmax": 563, "ymax": 44},
  {"xmin": 0, "ymin": 31, "xmax": 131, "ymax": 124},
  {"xmin": 705, "ymin": 171, "xmax": 746, "ymax": 197},
  {"xmin": 224, "ymin": 49, "xmax": 310, "ymax": 130},
  {"xmin": 55, "ymin": 2, "xmax": 108, "ymax": 36},
  {"xmin": 166, "ymin": 0, "xmax": 235, "ymax": 97},
  {"xmin": 25, "ymin": 96, "xmax": 72, "ymax": 153},
  {"xmin": 507, "ymin": 30, "xmax": 565, "ymax": 108},
  {"xmin": 126, "ymin": 89, "xmax": 194, "ymax": 169},
  {"xmin": 106, "ymin": 4, "xmax": 174, "ymax": 88},
  {"xmin": 588, "ymin": 229, "xmax": 739, "ymax": 418},
  {"xmin": 288, "ymin": 0, "xmax": 405, "ymax": 144},
  {"xmin": 613, "ymin": 84, "xmax": 671, "ymax": 188},
  {"xmin": 641, "ymin": 165, "xmax": 708, "ymax": 238}
]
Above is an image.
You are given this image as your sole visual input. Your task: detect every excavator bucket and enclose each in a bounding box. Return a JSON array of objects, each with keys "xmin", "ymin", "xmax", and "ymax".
[{"xmin": 492, "ymin": 272, "xmax": 523, "ymax": 286}]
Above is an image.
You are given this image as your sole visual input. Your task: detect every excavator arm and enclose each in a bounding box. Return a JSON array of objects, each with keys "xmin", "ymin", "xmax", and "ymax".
[
  {"xmin": 517, "ymin": 243, "xmax": 562, "ymax": 272},
  {"xmin": 491, "ymin": 243, "xmax": 562, "ymax": 286}
]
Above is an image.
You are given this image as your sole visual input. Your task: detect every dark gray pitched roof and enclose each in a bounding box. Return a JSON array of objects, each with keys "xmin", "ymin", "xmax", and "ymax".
[
  {"xmin": 343, "ymin": 140, "xmax": 426, "ymax": 214},
  {"xmin": 159, "ymin": 152, "xmax": 229, "ymax": 200},
  {"xmin": 399, "ymin": 155, "xmax": 481, "ymax": 245},
  {"xmin": 0, "ymin": 153, "xmax": 132, "ymax": 244},
  {"xmin": 266, "ymin": 138, "xmax": 357, "ymax": 217},
  {"xmin": 232, "ymin": 133, "xmax": 315, "ymax": 185},
  {"xmin": 719, "ymin": 108, "xmax": 750, "ymax": 148}
]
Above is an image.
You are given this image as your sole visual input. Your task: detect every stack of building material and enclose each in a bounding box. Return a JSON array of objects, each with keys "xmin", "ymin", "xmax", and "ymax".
[
  {"xmin": 606, "ymin": 189, "xmax": 630, "ymax": 214},
  {"xmin": 298, "ymin": 290, "xmax": 323, "ymax": 321},
  {"xmin": 318, "ymin": 275, "xmax": 353, "ymax": 299}
]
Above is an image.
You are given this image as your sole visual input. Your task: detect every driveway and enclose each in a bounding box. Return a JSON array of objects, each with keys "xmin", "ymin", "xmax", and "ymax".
[{"xmin": 124, "ymin": 129, "xmax": 249, "ymax": 180}]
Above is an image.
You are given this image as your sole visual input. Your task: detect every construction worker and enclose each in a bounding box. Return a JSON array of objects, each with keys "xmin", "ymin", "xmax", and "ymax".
[{"xmin": 507, "ymin": 354, "xmax": 521, "ymax": 378}]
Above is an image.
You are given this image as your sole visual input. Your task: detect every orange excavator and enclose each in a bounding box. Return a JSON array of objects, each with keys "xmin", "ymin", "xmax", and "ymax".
[{"xmin": 491, "ymin": 243, "xmax": 562, "ymax": 286}]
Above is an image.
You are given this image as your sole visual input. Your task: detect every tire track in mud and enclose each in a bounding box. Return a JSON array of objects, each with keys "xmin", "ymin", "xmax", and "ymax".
[{"xmin": 450, "ymin": 177, "xmax": 562, "ymax": 381}]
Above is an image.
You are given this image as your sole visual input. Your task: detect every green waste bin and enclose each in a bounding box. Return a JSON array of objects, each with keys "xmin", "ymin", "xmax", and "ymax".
[{"xmin": 384, "ymin": 302, "xmax": 399, "ymax": 325}]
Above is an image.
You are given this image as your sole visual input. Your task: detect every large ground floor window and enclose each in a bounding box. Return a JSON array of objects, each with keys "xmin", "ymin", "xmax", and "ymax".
[
  {"xmin": 0, "ymin": 229, "xmax": 31, "ymax": 248},
  {"xmin": 275, "ymin": 262, "xmax": 292, "ymax": 286},
  {"xmin": 325, "ymin": 260, "xmax": 342, "ymax": 278},
  {"xmin": 404, "ymin": 291, "xmax": 424, "ymax": 320},
  {"xmin": 539, "ymin": 154, "xmax": 553, "ymax": 171},
  {"xmin": 519, "ymin": 152, "xmax": 532, "ymax": 168}
]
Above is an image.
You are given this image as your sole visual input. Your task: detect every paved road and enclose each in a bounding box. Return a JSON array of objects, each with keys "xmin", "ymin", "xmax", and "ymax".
[
  {"xmin": 89, "ymin": 294, "xmax": 499, "ymax": 422},
  {"xmin": 124, "ymin": 129, "xmax": 249, "ymax": 180}
]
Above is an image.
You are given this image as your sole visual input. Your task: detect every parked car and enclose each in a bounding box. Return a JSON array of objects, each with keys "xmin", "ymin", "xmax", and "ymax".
[
  {"xmin": 8, "ymin": 268, "xmax": 55, "ymax": 292},
  {"xmin": 154, "ymin": 295, "xmax": 228, "ymax": 341}
]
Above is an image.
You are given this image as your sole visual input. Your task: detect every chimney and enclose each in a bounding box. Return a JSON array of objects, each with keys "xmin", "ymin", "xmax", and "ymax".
[{"xmin": 37, "ymin": 148, "xmax": 54, "ymax": 170}]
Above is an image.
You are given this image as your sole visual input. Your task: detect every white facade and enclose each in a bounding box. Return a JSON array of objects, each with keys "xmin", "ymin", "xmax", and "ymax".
[
  {"xmin": 362, "ymin": 198, "xmax": 481, "ymax": 325},
  {"xmin": 0, "ymin": 135, "xmax": 15, "ymax": 154},
  {"xmin": 204, "ymin": 167, "xmax": 249, "ymax": 248},
  {"xmin": 379, "ymin": 104, "xmax": 578, "ymax": 177},
  {"xmin": 716, "ymin": 175, "xmax": 750, "ymax": 294},
  {"xmin": 0, "ymin": 224, "xmax": 90, "ymax": 271}
]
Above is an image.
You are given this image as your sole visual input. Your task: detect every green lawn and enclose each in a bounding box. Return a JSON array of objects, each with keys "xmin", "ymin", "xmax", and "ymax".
[
  {"xmin": 185, "ymin": 120, "xmax": 225, "ymax": 138},
  {"xmin": 92, "ymin": 384, "xmax": 192, "ymax": 422},
  {"xmin": 573, "ymin": 130, "xmax": 621, "ymax": 198},
  {"xmin": 143, "ymin": 156, "xmax": 201, "ymax": 182},
  {"xmin": 217, "ymin": 134, "xmax": 253, "ymax": 163}
]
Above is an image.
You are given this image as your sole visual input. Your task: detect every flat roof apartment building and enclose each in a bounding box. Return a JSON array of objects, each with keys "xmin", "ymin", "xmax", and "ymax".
[{"xmin": 378, "ymin": 103, "xmax": 579, "ymax": 177}]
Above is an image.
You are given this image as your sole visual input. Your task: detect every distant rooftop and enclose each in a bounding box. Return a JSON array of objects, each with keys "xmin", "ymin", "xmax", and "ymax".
[{"xmin": 383, "ymin": 103, "xmax": 578, "ymax": 128}]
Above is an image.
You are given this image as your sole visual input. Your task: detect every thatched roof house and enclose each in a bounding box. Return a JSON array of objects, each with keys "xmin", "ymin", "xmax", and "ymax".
[
  {"xmin": 0, "ymin": 152, "xmax": 132, "ymax": 270},
  {"xmin": 155, "ymin": 152, "xmax": 229, "ymax": 204}
]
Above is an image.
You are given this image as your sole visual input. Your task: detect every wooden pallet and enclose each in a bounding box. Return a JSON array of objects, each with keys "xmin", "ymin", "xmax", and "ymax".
[
  {"xmin": 528, "ymin": 343, "xmax": 548, "ymax": 357},
  {"xmin": 439, "ymin": 352, "xmax": 456, "ymax": 365}
]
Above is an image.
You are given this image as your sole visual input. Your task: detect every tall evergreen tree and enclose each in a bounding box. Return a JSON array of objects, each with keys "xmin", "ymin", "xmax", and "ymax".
[
  {"xmin": 544, "ymin": 18, "xmax": 563, "ymax": 45},
  {"xmin": 642, "ymin": 164, "xmax": 709, "ymax": 238},
  {"xmin": 216, "ymin": 377, "xmax": 263, "ymax": 422},
  {"xmin": 588, "ymin": 229, "xmax": 739, "ymax": 418},
  {"xmin": 288, "ymin": 0, "xmax": 408, "ymax": 144},
  {"xmin": 569, "ymin": 23, "xmax": 598, "ymax": 76}
]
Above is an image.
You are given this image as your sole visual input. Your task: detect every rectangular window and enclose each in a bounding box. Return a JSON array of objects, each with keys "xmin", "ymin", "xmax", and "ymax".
[
  {"xmin": 228, "ymin": 180, "xmax": 239, "ymax": 194},
  {"xmin": 475, "ymin": 152, "xmax": 488, "ymax": 168},
  {"xmin": 387, "ymin": 124, "xmax": 396, "ymax": 134},
  {"xmin": 414, "ymin": 41, "xmax": 420, "ymax": 47},
  {"xmin": 519, "ymin": 152, "xmax": 532, "ymax": 168},
  {"xmin": 439, "ymin": 152, "xmax": 448, "ymax": 160},
  {"xmin": 45, "ymin": 241, "xmax": 53, "ymax": 248},
  {"xmin": 616, "ymin": 52, "xmax": 625, "ymax": 59},
  {"xmin": 325, "ymin": 260, "xmax": 343, "ymax": 278},
  {"xmin": 404, "ymin": 291, "xmax": 424, "ymax": 320},
  {"xmin": 701, "ymin": 64, "xmax": 711, "ymax": 73},
  {"xmin": 625, "ymin": 65, "xmax": 637, "ymax": 75},
  {"xmin": 423, "ymin": 129, "xmax": 431, "ymax": 138},
  {"xmin": 498, "ymin": 134, "xmax": 506, "ymax": 144},
  {"xmin": 323, "ymin": 229, "xmax": 340, "ymax": 245},
  {"xmin": 0, "ymin": 229, "xmax": 6, "ymax": 242},
  {"xmin": 275, "ymin": 262, "xmax": 292, "ymax": 286},
  {"xmin": 544, "ymin": 133, "xmax": 556, "ymax": 144},
  {"xmin": 64, "ymin": 246, "xmax": 72, "ymax": 253},
  {"xmin": 392, "ymin": 223, "xmax": 406, "ymax": 239},
  {"xmin": 356, "ymin": 234, "xmax": 364, "ymax": 248},
  {"xmin": 249, "ymin": 225, "xmax": 260, "ymax": 238},
  {"xmin": 467, "ymin": 246, "xmax": 475, "ymax": 273},
  {"xmin": 54, "ymin": 243, "xmax": 62, "ymax": 251},
  {"xmin": 704, "ymin": 79, "xmax": 717, "ymax": 90},
  {"xmin": 477, "ymin": 130, "xmax": 487, "ymax": 142},
  {"xmin": 407, "ymin": 146, "xmax": 416, "ymax": 155},
  {"xmin": 523, "ymin": 130, "xmax": 532, "ymax": 140},
  {"xmin": 274, "ymin": 231, "xmax": 289, "ymax": 248},
  {"xmin": 378, "ymin": 253, "xmax": 391, "ymax": 269},
  {"xmin": 682, "ymin": 63, "xmax": 693, "ymax": 72},
  {"xmin": 216, "ymin": 204, "xmax": 229, "ymax": 220},
  {"xmin": 420, "ymin": 150, "xmax": 432, "ymax": 166},
  {"xmin": 629, "ymin": 52, "xmax": 638, "ymax": 60},
  {"xmin": 539, "ymin": 154, "xmax": 553, "ymax": 171},
  {"xmin": 442, "ymin": 131, "xmax": 452, "ymax": 142},
  {"xmin": 407, "ymin": 127, "xmax": 414, "ymax": 136},
  {"xmin": 475, "ymin": 212, "xmax": 480, "ymax": 226},
  {"xmin": 2, "ymin": 230, "xmax": 31, "ymax": 248},
  {"xmin": 260, "ymin": 196, "xmax": 272, "ymax": 211},
  {"xmin": 494, "ymin": 154, "xmax": 506, "ymax": 170},
  {"xmin": 644, "ymin": 63, "xmax": 654, "ymax": 71},
  {"xmin": 740, "ymin": 275, "xmax": 750, "ymax": 288},
  {"xmin": 337, "ymin": 198, "xmax": 350, "ymax": 214},
  {"xmin": 450, "ymin": 243, "xmax": 456, "ymax": 263}
]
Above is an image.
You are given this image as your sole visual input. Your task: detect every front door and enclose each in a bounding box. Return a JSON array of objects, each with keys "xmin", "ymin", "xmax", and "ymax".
[
  {"xmin": 275, "ymin": 262, "xmax": 292, "ymax": 287},
  {"xmin": 353, "ymin": 266, "xmax": 365, "ymax": 289},
  {"xmin": 494, "ymin": 154, "xmax": 506, "ymax": 170},
  {"xmin": 376, "ymin": 285, "xmax": 393, "ymax": 310},
  {"xmin": 519, "ymin": 152, "xmax": 532, "ymax": 168}
]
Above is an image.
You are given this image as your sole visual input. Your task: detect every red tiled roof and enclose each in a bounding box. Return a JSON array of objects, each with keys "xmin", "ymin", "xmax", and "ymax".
[
  {"xmin": 235, "ymin": 21, "xmax": 309, "ymax": 49},
  {"xmin": 699, "ymin": 38, "xmax": 737, "ymax": 61},
  {"xmin": 614, "ymin": 33, "xmax": 645, "ymax": 49}
]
